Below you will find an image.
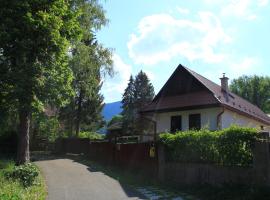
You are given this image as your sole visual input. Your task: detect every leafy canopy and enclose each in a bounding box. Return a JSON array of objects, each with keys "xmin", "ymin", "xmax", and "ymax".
[
  {"xmin": 59, "ymin": 0, "xmax": 113, "ymax": 136},
  {"xmin": 0, "ymin": 0, "xmax": 82, "ymax": 111},
  {"xmin": 230, "ymin": 75, "xmax": 270, "ymax": 113}
]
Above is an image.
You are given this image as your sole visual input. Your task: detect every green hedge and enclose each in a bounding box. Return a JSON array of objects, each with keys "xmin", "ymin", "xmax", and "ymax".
[
  {"xmin": 159, "ymin": 126, "xmax": 258, "ymax": 166},
  {"xmin": 78, "ymin": 131, "xmax": 105, "ymax": 140}
]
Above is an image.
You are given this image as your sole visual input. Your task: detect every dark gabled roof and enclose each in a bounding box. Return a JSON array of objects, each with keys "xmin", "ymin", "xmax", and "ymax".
[
  {"xmin": 107, "ymin": 121, "xmax": 123, "ymax": 131},
  {"xmin": 142, "ymin": 64, "xmax": 270, "ymax": 125},
  {"xmin": 141, "ymin": 90, "xmax": 219, "ymax": 112}
]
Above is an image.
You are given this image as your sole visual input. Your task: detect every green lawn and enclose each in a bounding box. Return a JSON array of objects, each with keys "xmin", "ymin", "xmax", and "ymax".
[{"xmin": 0, "ymin": 159, "xmax": 47, "ymax": 200}]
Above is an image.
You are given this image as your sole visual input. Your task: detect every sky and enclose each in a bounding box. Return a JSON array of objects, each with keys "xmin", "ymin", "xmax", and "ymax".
[{"xmin": 97, "ymin": 0, "xmax": 270, "ymax": 103}]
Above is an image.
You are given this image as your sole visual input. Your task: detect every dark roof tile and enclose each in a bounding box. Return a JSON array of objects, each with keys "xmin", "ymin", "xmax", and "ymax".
[{"xmin": 142, "ymin": 64, "xmax": 270, "ymax": 125}]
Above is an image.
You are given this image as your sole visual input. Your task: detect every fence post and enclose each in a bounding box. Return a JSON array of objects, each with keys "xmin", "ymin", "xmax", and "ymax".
[
  {"xmin": 158, "ymin": 144, "xmax": 165, "ymax": 181},
  {"xmin": 253, "ymin": 131, "xmax": 270, "ymax": 185}
]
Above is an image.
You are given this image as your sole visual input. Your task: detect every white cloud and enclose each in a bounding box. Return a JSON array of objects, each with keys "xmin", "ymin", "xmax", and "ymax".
[
  {"xmin": 258, "ymin": 0, "xmax": 269, "ymax": 6},
  {"xmin": 102, "ymin": 54, "xmax": 132, "ymax": 102},
  {"xmin": 221, "ymin": 0, "xmax": 251, "ymax": 16},
  {"xmin": 176, "ymin": 7, "xmax": 190, "ymax": 15},
  {"xmin": 197, "ymin": 57, "xmax": 261, "ymax": 88},
  {"xmin": 247, "ymin": 14, "xmax": 258, "ymax": 20},
  {"xmin": 127, "ymin": 12, "xmax": 231, "ymax": 66},
  {"xmin": 204, "ymin": 0, "xmax": 268, "ymax": 20},
  {"xmin": 229, "ymin": 57, "xmax": 260, "ymax": 75}
]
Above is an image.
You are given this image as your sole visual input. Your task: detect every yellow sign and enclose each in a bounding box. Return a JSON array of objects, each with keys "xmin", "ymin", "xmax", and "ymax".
[{"xmin": 150, "ymin": 147, "xmax": 155, "ymax": 158}]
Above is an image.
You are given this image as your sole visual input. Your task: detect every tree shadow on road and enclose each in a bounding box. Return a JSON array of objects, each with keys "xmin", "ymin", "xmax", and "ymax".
[{"xmin": 33, "ymin": 152, "xmax": 148, "ymax": 199}]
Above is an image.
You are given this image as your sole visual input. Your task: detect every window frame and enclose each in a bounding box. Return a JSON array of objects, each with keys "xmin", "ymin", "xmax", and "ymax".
[
  {"xmin": 170, "ymin": 115, "xmax": 182, "ymax": 133},
  {"xmin": 189, "ymin": 113, "xmax": 201, "ymax": 130}
]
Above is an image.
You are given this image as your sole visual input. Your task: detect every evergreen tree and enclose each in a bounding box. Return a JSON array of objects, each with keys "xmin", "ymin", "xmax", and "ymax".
[
  {"xmin": 121, "ymin": 71, "xmax": 155, "ymax": 135},
  {"xmin": 121, "ymin": 76, "xmax": 136, "ymax": 134},
  {"xmin": 134, "ymin": 71, "xmax": 155, "ymax": 112},
  {"xmin": 133, "ymin": 71, "xmax": 155, "ymax": 134},
  {"xmin": 80, "ymin": 83, "xmax": 106, "ymax": 131}
]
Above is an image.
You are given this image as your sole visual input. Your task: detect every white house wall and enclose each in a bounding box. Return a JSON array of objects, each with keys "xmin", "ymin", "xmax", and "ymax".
[
  {"xmin": 221, "ymin": 109, "xmax": 270, "ymax": 131},
  {"xmin": 154, "ymin": 107, "xmax": 222, "ymax": 133}
]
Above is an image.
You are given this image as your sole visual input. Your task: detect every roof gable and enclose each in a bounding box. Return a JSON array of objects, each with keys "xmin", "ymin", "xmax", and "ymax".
[
  {"xmin": 143, "ymin": 64, "xmax": 270, "ymax": 125},
  {"xmin": 154, "ymin": 64, "xmax": 212, "ymax": 101},
  {"xmin": 184, "ymin": 66, "xmax": 270, "ymax": 125}
]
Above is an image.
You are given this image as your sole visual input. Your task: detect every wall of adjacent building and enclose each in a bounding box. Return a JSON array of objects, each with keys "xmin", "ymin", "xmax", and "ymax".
[
  {"xmin": 153, "ymin": 107, "xmax": 270, "ymax": 133},
  {"xmin": 154, "ymin": 107, "xmax": 222, "ymax": 133},
  {"xmin": 221, "ymin": 109, "xmax": 270, "ymax": 131}
]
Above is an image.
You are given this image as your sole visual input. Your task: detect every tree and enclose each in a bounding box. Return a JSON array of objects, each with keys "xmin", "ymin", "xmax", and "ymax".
[
  {"xmin": 230, "ymin": 75, "xmax": 270, "ymax": 113},
  {"xmin": 121, "ymin": 72, "xmax": 155, "ymax": 135},
  {"xmin": 134, "ymin": 71, "xmax": 155, "ymax": 112},
  {"xmin": 133, "ymin": 71, "xmax": 155, "ymax": 134},
  {"xmin": 121, "ymin": 76, "xmax": 136, "ymax": 134},
  {"xmin": 0, "ymin": 0, "xmax": 82, "ymax": 164},
  {"xmin": 68, "ymin": 41, "xmax": 112, "ymax": 136},
  {"xmin": 78, "ymin": 83, "xmax": 106, "ymax": 132},
  {"xmin": 60, "ymin": 0, "xmax": 113, "ymax": 137},
  {"xmin": 107, "ymin": 115, "xmax": 123, "ymax": 128}
]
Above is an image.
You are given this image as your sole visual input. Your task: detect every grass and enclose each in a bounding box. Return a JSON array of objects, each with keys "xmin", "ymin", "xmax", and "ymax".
[{"xmin": 0, "ymin": 158, "xmax": 47, "ymax": 200}]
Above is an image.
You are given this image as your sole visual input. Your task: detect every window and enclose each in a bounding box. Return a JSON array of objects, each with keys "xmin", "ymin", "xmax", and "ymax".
[
  {"xmin": 171, "ymin": 116, "xmax": 182, "ymax": 133},
  {"xmin": 189, "ymin": 114, "xmax": 201, "ymax": 130}
]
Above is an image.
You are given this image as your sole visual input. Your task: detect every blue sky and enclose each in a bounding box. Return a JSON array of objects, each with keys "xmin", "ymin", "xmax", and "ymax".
[{"xmin": 97, "ymin": 0, "xmax": 270, "ymax": 103}]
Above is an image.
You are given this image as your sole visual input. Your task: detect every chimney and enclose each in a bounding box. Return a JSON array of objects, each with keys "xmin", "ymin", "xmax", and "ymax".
[{"xmin": 220, "ymin": 73, "xmax": 229, "ymax": 92}]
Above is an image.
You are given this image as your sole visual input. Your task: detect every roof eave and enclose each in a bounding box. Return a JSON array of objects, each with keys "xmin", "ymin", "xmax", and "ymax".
[{"xmin": 140, "ymin": 103, "xmax": 222, "ymax": 114}]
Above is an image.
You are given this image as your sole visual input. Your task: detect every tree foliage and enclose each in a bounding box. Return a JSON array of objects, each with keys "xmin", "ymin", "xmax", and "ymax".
[
  {"xmin": 134, "ymin": 71, "xmax": 155, "ymax": 112},
  {"xmin": 230, "ymin": 75, "xmax": 270, "ymax": 113},
  {"xmin": 0, "ymin": 0, "xmax": 83, "ymax": 164},
  {"xmin": 121, "ymin": 71, "xmax": 155, "ymax": 134},
  {"xmin": 107, "ymin": 115, "xmax": 123, "ymax": 127},
  {"xmin": 59, "ymin": 0, "xmax": 113, "ymax": 137},
  {"xmin": 31, "ymin": 112, "xmax": 61, "ymax": 143},
  {"xmin": 77, "ymin": 131, "xmax": 104, "ymax": 140},
  {"xmin": 0, "ymin": 0, "xmax": 112, "ymax": 164},
  {"xmin": 121, "ymin": 76, "xmax": 136, "ymax": 134}
]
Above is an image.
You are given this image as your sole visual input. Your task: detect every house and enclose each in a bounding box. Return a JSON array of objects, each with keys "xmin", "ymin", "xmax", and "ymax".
[
  {"xmin": 106, "ymin": 121, "xmax": 123, "ymax": 141},
  {"xmin": 141, "ymin": 64, "xmax": 270, "ymax": 134}
]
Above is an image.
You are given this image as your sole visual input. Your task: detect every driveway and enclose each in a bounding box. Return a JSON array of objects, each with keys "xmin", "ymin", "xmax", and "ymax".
[{"xmin": 36, "ymin": 158, "xmax": 145, "ymax": 200}]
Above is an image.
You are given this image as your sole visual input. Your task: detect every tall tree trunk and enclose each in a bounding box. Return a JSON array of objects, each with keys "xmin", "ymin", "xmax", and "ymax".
[
  {"xmin": 16, "ymin": 109, "xmax": 31, "ymax": 165},
  {"xmin": 75, "ymin": 91, "xmax": 83, "ymax": 137}
]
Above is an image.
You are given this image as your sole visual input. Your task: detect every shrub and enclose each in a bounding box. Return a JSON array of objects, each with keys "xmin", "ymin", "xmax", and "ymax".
[
  {"xmin": 159, "ymin": 126, "xmax": 258, "ymax": 166},
  {"xmin": 160, "ymin": 129, "xmax": 219, "ymax": 163},
  {"xmin": 217, "ymin": 126, "xmax": 257, "ymax": 166},
  {"xmin": 5, "ymin": 163, "xmax": 39, "ymax": 187},
  {"xmin": 78, "ymin": 131, "xmax": 105, "ymax": 140}
]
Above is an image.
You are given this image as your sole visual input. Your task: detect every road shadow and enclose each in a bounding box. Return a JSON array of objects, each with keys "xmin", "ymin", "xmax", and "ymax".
[{"xmin": 33, "ymin": 151, "xmax": 147, "ymax": 200}]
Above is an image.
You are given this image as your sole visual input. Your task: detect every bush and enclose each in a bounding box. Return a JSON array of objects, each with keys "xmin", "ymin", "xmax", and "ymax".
[
  {"xmin": 217, "ymin": 126, "xmax": 257, "ymax": 166},
  {"xmin": 78, "ymin": 131, "xmax": 105, "ymax": 140},
  {"xmin": 159, "ymin": 126, "xmax": 258, "ymax": 166},
  {"xmin": 5, "ymin": 163, "xmax": 39, "ymax": 187}
]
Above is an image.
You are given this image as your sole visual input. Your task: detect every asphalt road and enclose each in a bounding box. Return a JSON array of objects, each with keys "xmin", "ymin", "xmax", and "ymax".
[{"xmin": 36, "ymin": 158, "xmax": 145, "ymax": 200}]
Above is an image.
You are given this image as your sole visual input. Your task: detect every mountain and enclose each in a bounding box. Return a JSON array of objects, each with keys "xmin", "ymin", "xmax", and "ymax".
[{"xmin": 102, "ymin": 101, "xmax": 122, "ymax": 121}]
